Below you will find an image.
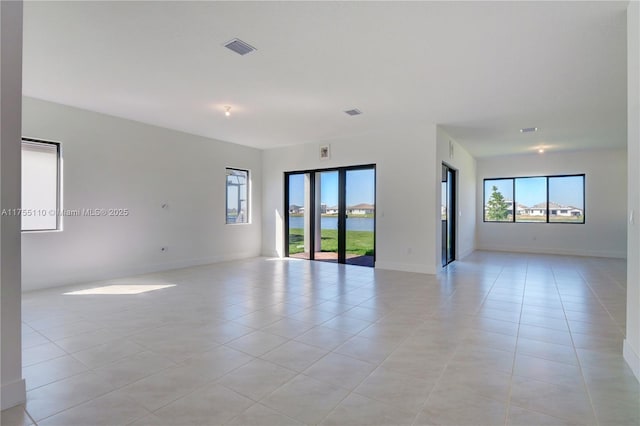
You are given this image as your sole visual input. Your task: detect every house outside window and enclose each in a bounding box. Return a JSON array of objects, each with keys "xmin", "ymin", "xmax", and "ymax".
[{"xmin": 484, "ymin": 174, "xmax": 584, "ymax": 224}]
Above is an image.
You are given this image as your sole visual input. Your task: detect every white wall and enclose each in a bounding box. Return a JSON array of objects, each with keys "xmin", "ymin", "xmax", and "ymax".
[
  {"xmin": 436, "ymin": 126, "xmax": 476, "ymax": 262},
  {"xmin": 476, "ymin": 149, "xmax": 627, "ymax": 258},
  {"xmin": 262, "ymin": 125, "xmax": 439, "ymax": 274},
  {"xmin": 1, "ymin": 0, "xmax": 27, "ymax": 410},
  {"xmin": 21, "ymin": 97, "xmax": 262, "ymax": 291},
  {"xmin": 625, "ymin": 0, "xmax": 640, "ymax": 382}
]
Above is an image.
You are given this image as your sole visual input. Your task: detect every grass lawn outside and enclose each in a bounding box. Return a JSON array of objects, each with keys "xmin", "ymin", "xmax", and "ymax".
[
  {"xmin": 484, "ymin": 214, "xmax": 584, "ymax": 223},
  {"xmin": 288, "ymin": 228, "xmax": 374, "ymax": 256},
  {"xmin": 516, "ymin": 214, "xmax": 584, "ymax": 223}
]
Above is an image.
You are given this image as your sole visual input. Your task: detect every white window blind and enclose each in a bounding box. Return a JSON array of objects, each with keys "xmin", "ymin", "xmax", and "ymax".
[{"xmin": 22, "ymin": 140, "xmax": 60, "ymax": 231}]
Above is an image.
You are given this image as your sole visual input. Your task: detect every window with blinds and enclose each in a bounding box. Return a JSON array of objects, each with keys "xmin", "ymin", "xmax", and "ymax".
[{"xmin": 22, "ymin": 139, "xmax": 61, "ymax": 231}]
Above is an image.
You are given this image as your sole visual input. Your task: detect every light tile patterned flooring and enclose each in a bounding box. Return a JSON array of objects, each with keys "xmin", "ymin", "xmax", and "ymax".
[{"xmin": 2, "ymin": 251, "xmax": 638, "ymax": 425}]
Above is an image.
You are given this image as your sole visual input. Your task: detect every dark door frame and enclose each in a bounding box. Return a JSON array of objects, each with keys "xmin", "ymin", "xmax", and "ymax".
[
  {"xmin": 442, "ymin": 163, "xmax": 456, "ymax": 267},
  {"xmin": 284, "ymin": 164, "xmax": 376, "ymax": 266}
]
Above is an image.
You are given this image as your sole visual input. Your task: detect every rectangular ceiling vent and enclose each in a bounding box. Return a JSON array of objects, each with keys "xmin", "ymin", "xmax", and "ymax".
[
  {"xmin": 520, "ymin": 127, "xmax": 538, "ymax": 133},
  {"xmin": 223, "ymin": 38, "xmax": 257, "ymax": 56},
  {"xmin": 344, "ymin": 109, "xmax": 362, "ymax": 116}
]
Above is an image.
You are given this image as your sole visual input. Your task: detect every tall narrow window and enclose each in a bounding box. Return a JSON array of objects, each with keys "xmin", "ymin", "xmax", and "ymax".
[
  {"xmin": 226, "ymin": 168, "xmax": 249, "ymax": 224},
  {"xmin": 515, "ymin": 177, "xmax": 547, "ymax": 222},
  {"xmin": 484, "ymin": 178, "xmax": 514, "ymax": 222},
  {"xmin": 549, "ymin": 175, "xmax": 585, "ymax": 223},
  {"xmin": 22, "ymin": 139, "xmax": 61, "ymax": 231}
]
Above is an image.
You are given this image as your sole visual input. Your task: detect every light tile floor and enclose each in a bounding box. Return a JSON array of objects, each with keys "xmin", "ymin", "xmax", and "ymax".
[{"xmin": 2, "ymin": 251, "xmax": 638, "ymax": 425}]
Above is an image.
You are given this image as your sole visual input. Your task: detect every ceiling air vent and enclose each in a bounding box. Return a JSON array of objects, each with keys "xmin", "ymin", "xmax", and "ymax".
[
  {"xmin": 223, "ymin": 38, "xmax": 257, "ymax": 56},
  {"xmin": 344, "ymin": 109, "xmax": 362, "ymax": 116},
  {"xmin": 520, "ymin": 127, "xmax": 538, "ymax": 133}
]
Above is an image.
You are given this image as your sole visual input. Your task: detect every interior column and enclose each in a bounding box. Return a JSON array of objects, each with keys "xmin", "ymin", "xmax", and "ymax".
[{"xmin": 0, "ymin": 0, "xmax": 26, "ymax": 410}]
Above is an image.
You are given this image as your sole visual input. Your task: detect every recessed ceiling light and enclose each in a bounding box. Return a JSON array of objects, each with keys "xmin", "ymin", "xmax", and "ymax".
[
  {"xmin": 520, "ymin": 127, "xmax": 538, "ymax": 133},
  {"xmin": 344, "ymin": 109, "xmax": 362, "ymax": 116},
  {"xmin": 224, "ymin": 106, "xmax": 231, "ymax": 117},
  {"xmin": 223, "ymin": 38, "xmax": 257, "ymax": 56},
  {"xmin": 538, "ymin": 148, "xmax": 545, "ymax": 153}
]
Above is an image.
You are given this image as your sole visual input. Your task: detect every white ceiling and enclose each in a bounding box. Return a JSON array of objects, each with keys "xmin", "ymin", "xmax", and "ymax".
[{"xmin": 22, "ymin": 1, "xmax": 628, "ymax": 157}]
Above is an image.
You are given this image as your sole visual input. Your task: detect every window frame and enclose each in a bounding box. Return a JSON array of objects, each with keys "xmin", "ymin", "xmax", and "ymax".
[
  {"xmin": 483, "ymin": 174, "xmax": 585, "ymax": 224},
  {"xmin": 514, "ymin": 176, "xmax": 548, "ymax": 223},
  {"xmin": 225, "ymin": 167, "xmax": 250, "ymax": 225},
  {"xmin": 483, "ymin": 178, "xmax": 515, "ymax": 222},
  {"xmin": 21, "ymin": 138, "xmax": 63, "ymax": 232}
]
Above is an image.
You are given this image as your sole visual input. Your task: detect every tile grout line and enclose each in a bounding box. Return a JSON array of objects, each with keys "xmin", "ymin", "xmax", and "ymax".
[
  {"xmin": 24, "ymin": 407, "xmax": 38, "ymax": 426},
  {"xmin": 502, "ymin": 257, "xmax": 529, "ymax": 426},
  {"xmin": 409, "ymin": 263, "xmax": 506, "ymax": 426},
  {"xmin": 204, "ymin": 289, "xmax": 378, "ymax": 425},
  {"xmin": 307, "ymin": 299, "xmax": 421, "ymax": 425},
  {"xmin": 562, "ymin": 262, "xmax": 603, "ymax": 426},
  {"xmin": 29, "ymin": 334, "xmax": 252, "ymax": 424}
]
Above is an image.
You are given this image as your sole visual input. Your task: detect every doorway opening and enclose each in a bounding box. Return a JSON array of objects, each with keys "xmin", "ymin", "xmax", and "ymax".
[
  {"xmin": 285, "ymin": 165, "xmax": 376, "ymax": 267},
  {"xmin": 442, "ymin": 163, "xmax": 456, "ymax": 267}
]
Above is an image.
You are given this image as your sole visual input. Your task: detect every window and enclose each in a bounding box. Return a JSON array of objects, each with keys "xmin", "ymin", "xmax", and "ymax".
[
  {"xmin": 484, "ymin": 178, "xmax": 513, "ymax": 222},
  {"xmin": 226, "ymin": 168, "xmax": 249, "ymax": 224},
  {"xmin": 483, "ymin": 174, "xmax": 584, "ymax": 224},
  {"xmin": 548, "ymin": 175, "xmax": 585, "ymax": 223},
  {"xmin": 22, "ymin": 139, "xmax": 61, "ymax": 231},
  {"xmin": 515, "ymin": 177, "xmax": 547, "ymax": 222}
]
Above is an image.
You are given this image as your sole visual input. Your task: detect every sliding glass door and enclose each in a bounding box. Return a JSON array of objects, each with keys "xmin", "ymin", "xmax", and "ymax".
[
  {"xmin": 287, "ymin": 173, "xmax": 311, "ymax": 259},
  {"xmin": 285, "ymin": 165, "xmax": 375, "ymax": 267},
  {"xmin": 441, "ymin": 163, "xmax": 456, "ymax": 267},
  {"xmin": 314, "ymin": 171, "xmax": 340, "ymax": 261},
  {"xmin": 345, "ymin": 168, "xmax": 375, "ymax": 266}
]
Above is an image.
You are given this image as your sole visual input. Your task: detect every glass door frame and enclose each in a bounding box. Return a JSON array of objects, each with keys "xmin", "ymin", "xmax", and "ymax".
[
  {"xmin": 284, "ymin": 164, "xmax": 376, "ymax": 265},
  {"xmin": 442, "ymin": 163, "xmax": 456, "ymax": 267}
]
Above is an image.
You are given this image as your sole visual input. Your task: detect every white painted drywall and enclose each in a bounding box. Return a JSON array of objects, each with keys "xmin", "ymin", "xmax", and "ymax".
[
  {"xmin": 21, "ymin": 97, "xmax": 262, "ymax": 291},
  {"xmin": 476, "ymin": 149, "xmax": 627, "ymax": 258},
  {"xmin": 436, "ymin": 126, "xmax": 476, "ymax": 265},
  {"xmin": 1, "ymin": 0, "xmax": 27, "ymax": 410},
  {"xmin": 261, "ymin": 125, "xmax": 439, "ymax": 274},
  {"xmin": 625, "ymin": 0, "xmax": 640, "ymax": 382}
]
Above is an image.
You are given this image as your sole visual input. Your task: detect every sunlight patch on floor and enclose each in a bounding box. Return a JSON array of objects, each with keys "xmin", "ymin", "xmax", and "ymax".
[{"xmin": 63, "ymin": 284, "xmax": 176, "ymax": 295}]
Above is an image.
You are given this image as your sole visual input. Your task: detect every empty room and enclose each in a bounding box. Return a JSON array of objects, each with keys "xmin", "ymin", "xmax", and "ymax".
[{"xmin": 1, "ymin": 1, "xmax": 639, "ymax": 425}]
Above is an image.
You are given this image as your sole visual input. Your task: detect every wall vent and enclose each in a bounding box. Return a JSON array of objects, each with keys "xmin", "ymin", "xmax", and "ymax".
[
  {"xmin": 344, "ymin": 109, "xmax": 362, "ymax": 116},
  {"xmin": 223, "ymin": 38, "xmax": 257, "ymax": 56}
]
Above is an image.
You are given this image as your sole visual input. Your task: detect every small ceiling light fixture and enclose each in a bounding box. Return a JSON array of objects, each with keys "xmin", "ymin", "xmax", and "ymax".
[
  {"xmin": 538, "ymin": 148, "xmax": 545, "ymax": 153},
  {"xmin": 344, "ymin": 108, "xmax": 362, "ymax": 116},
  {"xmin": 224, "ymin": 106, "xmax": 231, "ymax": 117},
  {"xmin": 520, "ymin": 127, "xmax": 538, "ymax": 133}
]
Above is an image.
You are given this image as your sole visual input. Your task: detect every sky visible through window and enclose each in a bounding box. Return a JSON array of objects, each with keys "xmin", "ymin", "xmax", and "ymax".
[
  {"xmin": 289, "ymin": 169, "xmax": 375, "ymax": 207},
  {"xmin": 515, "ymin": 177, "xmax": 546, "ymax": 207},
  {"xmin": 485, "ymin": 176, "xmax": 583, "ymax": 207},
  {"xmin": 226, "ymin": 176, "xmax": 247, "ymax": 210}
]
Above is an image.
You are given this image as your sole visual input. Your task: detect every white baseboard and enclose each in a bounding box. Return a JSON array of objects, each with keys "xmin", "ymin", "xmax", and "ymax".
[
  {"xmin": 457, "ymin": 247, "xmax": 475, "ymax": 260},
  {"xmin": 476, "ymin": 245, "xmax": 626, "ymax": 259},
  {"xmin": 22, "ymin": 250, "xmax": 262, "ymax": 292},
  {"xmin": 624, "ymin": 339, "xmax": 640, "ymax": 382},
  {"xmin": 375, "ymin": 261, "xmax": 436, "ymax": 275},
  {"xmin": 1, "ymin": 378, "xmax": 25, "ymax": 410}
]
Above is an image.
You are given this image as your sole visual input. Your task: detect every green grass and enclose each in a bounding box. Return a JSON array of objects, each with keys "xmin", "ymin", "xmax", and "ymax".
[
  {"xmin": 484, "ymin": 214, "xmax": 584, "ymax": 223},
  {"xmin": 549, "ymin": 215, "xmax": 584, "ymax": 223},
  {"xmin": 288, "ymin": 228, "xmax": 374, "ymax": 256}
]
